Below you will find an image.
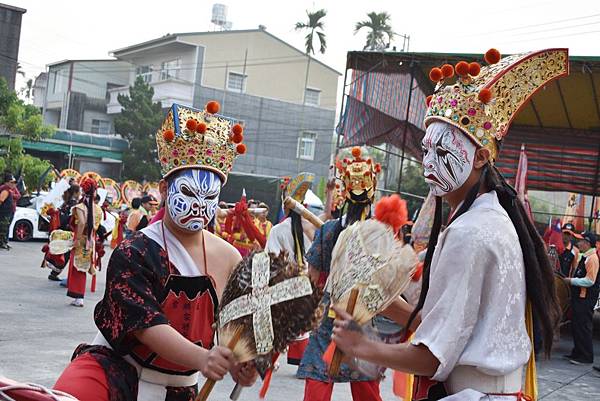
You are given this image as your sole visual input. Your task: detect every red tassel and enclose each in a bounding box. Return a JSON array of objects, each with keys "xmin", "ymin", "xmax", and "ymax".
[
  {"xmin": 91, "ymin": 274, "xmax": 96, "ymax": 293},
  {"xmin": 259, "ymin": 352, "xmax": 279, "ymax": 399},
  {"xmin": 322, "ymin": 341, "xmax": 336, "ymax": 368}
]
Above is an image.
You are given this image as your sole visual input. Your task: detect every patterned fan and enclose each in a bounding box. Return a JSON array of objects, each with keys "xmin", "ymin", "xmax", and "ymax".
[
  {"xmin": 101, "ymin": 178, "xmax": 122, "ymax": 207},
  {"xmin": 326, "ymin": 195, "xmax": 417, "ymax": 376},
  {"xmin": 120, "ymin": 180, "xmax": 143, "ymax": 207},
  {"xmin": 196, "ymin": 251, "xmax": 323, "ymax": 401}
]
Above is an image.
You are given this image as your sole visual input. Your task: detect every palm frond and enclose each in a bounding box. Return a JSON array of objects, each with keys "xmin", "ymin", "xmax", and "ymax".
[
  {"xmin": 295, "ymin": 22, "xmax": 308, "ymax": 30},
  {"xmin": 304, "ymin": 32, "xmax": 315, "ymax": 55},
  {"xmin": 316, "ymin": 31, "xmax": 327, "ymax": 54}
]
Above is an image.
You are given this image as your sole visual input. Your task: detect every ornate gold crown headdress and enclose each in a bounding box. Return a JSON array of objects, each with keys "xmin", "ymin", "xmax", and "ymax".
[
  {"xmin": 156, "ymin": 101, "xmax": 246, "ymax": 182},
  {"xmin": 425, "ymin": 48, "xmax": 569, "ymax": 161},
  {"xmin": 280, "ymin": 172, "xmax": 315, "ymax": 204},
  {"xmin": 338, "ymin": 147, "xmax": 381, "ymax": 202}
]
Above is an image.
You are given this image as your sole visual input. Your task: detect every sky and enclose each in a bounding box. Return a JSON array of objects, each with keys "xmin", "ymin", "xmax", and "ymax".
[{"xmin": 11, "ymin": 0, "xmax": 600, "ymax": 91}]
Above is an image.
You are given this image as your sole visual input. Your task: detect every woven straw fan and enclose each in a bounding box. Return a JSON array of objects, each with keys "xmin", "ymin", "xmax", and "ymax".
[
  {"xmin": 196, "ymin": 251, "xmax": 322, "ymax": 401},
  {"xmin": 326, "ymin": 195, "xmax": 417, "ymax": 376}
]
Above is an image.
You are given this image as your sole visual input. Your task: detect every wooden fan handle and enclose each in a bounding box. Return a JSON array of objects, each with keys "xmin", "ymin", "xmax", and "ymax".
[
  {"xmin": 329, "ymin": 288, "xmax": 360, "ymax": 377},
  {"xmin": 196, "ymin": 326, "xmax": 244, "ymax": 401}
]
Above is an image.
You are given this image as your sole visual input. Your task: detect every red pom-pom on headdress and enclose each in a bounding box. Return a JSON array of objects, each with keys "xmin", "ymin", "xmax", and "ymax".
[
  {"xmin": 351, "ymin": 147, "xmax": 362, "ymax": 159},
  {"xmin": 375, "ymin": 194, "xmax": 408, "ymax": 233},
  {"xmin": 232, "ymin": 124, "xmax": 243, "ymax": 135},
  {"xmin": 478, "ymin": 88, "xmax": 493, "ymax": 104},
  {"xmin": 429, "ymin": 67, "xmax": 443, "ymax": 82},
  {"xmin": 426, "ymin": 95, "xmax": 433, "ymax": 107},
  {"xmin": 163, "ymin": 129, "xmax": 175, "ymax": 142},
  {"xmin": 455, "ymin": 61, "xmax": 469, "ymax": 77},
  {"xmin": 206, "ymin": 100, "xmax": 220, "ymax": 114},
  {"xmin": 484, "ymin": 48, "xmax": 501, "ymax": 65},
  {"xmin": 185, "ymin": 119, "xmax": 198, "ymax": 131},
  {"xmin": 374, "ymin": 163, "xmax": 382, "ymax": 173},
  {"xmin": 468, "ymin": 62, "xmax": 481, "ymax": 77},
  {"xmin": 236, "ymin": 143, "xmax": 247, "ymax": 154},
  {"xmin": 196, "ymin": 122, "xmax": 207, "ymax": 134},
  {"xmin": 231, "ymin": 131, "xmax": 244, "ymax": 144},
  {"xmin": 441, "ymin": 64, "xmax": 454, "ymax": 78},
  {"xmin": 80, "ymin": 178, "xmax": 97, "ymax": 195}
]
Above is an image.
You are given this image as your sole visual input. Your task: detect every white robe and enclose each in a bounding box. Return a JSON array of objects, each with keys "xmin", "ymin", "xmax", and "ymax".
[
  {"xmin": 412, "ymin": 191, "xmax": 531, "ymax": 400},
  {"xmin": 265, "ymin": 217, "xmax": 312, "ymax": 265}
]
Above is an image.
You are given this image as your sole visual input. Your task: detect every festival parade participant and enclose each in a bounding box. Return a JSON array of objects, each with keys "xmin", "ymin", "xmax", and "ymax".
[
  {"xmin": 54, "ymin": 101, "xmax": 257, "ymax": 401},
  {"xmin": 298, "ymin": 147, "xmax": 384, "ymax": 401},
  {"xmin": 65, "ymin": 178, "xmax": 102, "ymax": 307},
  {"xmin": 266, "ymin": 172, "xmax": 317, "ymax": 366},
  {"xmin": 331, "ymin": 48, "xmax": 566, "ymax": 400}
]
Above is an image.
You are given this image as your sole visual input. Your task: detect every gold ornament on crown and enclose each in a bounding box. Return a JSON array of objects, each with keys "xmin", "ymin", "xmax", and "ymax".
[
  {"xmin": 425, "ymin": 48, "xmax": 569, "ymax": 161},
  {"xmin": 338, "ymin": 147, "xmax": 381, "ymax": 202},
  {"xmin": 156, "ymin": 101, "xmax": 246, "ymax": 182}
]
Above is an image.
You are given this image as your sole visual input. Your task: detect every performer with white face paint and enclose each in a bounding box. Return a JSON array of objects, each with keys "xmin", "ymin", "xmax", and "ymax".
[
  {"xmin": 54, "ymin": 101, "xmax": 258, "ymax": 401},
  {"xmin": 331, "ymin": 49, "xmax": 568, "ymax": 401}
]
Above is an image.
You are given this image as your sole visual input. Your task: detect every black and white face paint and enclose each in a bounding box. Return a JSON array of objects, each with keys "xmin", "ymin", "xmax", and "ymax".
[
  {"xmin": 422, "ymin": 121, "xmax": 477, "ymax": 196},
  {"xmin": 167, "ymin": 169, "xmax": 222, "ymax": 232}
]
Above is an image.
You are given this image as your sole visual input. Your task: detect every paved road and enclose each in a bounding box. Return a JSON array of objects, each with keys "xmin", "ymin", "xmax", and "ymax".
[{"xmin": 1, "ymin": 241, "xmax": 600, "ymax": 400}]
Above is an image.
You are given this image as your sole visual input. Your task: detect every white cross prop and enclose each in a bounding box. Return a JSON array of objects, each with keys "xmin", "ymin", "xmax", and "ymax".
[{"xmin": 218, "ymin": 252, "xmax": 314, "ymax": 355}]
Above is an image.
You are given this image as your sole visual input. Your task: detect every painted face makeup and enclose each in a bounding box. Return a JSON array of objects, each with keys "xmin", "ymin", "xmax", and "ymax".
[
  {"xmin": 422, "ymin": 122, "xmax": 477, "ymax": 196},
  {"xmin": 167, "ymin": 169, "xmax": 222, "ymax": 232}
]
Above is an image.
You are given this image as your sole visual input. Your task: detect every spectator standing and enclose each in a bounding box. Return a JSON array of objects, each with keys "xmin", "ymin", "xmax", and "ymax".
[
  {"xmin": 0, "ymin": 173, "xmax": 17, "ymax": 250},
  {"xmin": 565, "ymin": 231, "xmax": 600, "ymax": 365}
]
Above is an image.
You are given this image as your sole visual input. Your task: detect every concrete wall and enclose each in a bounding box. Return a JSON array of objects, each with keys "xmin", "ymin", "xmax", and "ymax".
[
  {"xmin": 82, "ymin": 109, "xmax": 115, "ymax": 134},
  {"xmin": 184, "ymin": 31, "xmax": 339, "ymax": 110},
  {"xmin": 195, "ymin": 85, "xmax": 335, "ymax": 180},
  {"xmin": 0, "ymin": 4, "xmax": 25, "ymax": 91}
]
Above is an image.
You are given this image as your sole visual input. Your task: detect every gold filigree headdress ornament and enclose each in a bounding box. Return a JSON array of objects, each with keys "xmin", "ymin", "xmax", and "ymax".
[
  {"xmin": 424, "ymin": 48, "xmax": 569, "ymax": 161},
  {"xmin": 338, "ymin": 147, "xmax": 381, "ymax": 203},
  {"xmin": 156, "ymin": 101, "xmax": 246, "ymax": 182}
]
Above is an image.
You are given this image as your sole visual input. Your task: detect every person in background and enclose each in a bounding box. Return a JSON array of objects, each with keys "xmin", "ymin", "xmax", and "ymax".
[
  {"xmin": 256, "ymin": 202, "xmax": 272, "ymax": 241},
  {"xmin": 66, "ymin": 178, "xmax": 102, "ymax": 307},
  {"xmin": 0, "ymin": 172, "xmax": 18, "ymax": 250},
  {"xmin": 126, "ymin": 197, "xmax": 147, "ymax": 236},
  {"xmin": 565, "ymin": 231, "xmax": 599, "ymax": 365},
  {"xmin": 560, "ymin": 223, "xmax": 580, "ymax": 277},
  {"xmin": 142, "ymin": 194, "xmax": 159, "ymax": 218}
]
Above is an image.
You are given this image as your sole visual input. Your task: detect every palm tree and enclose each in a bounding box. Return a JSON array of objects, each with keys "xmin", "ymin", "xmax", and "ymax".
[
  {"xmin": 294, "ymin": 9, "xmax": 327, "ymax": 55},
  {"xmin": 20, "ymin": 78, "xmax": 33, "ymax": 100},
  {"xmin": 354, "ymin": 12, "xmax": 395, "ymax": 51}
]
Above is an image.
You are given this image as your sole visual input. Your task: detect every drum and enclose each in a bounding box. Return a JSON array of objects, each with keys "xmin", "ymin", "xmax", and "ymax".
[
  {"xmin": 0, "ymin": 377, "xmax": 77, "ymax": 401},
  {"xmin": 554, "ymin": 274, "xmax": 570, "ymax": 323}
]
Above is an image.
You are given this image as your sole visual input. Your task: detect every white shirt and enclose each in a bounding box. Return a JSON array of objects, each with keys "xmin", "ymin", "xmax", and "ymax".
[
  {"xmin": 265, "ymin": 217, "xmax": 312, "ymax": 265},
  {"xmin": 412, "ymin": 191, "xmax": 531, "ymax": 396}
]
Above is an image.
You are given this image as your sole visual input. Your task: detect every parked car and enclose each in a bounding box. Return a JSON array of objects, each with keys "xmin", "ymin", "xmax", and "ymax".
[{"xmin": 9, "ymin": 195, "xmax": 49, "ymax": 241}]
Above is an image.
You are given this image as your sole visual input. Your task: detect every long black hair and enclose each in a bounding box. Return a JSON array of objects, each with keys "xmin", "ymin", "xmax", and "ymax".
[
  {"xmin": 406, "ymin": 164, "xmax": 559, "ymax": 356},
  {"xmin": 339, "ymin": 191, "xmax": 372, "ymax": 228},
  {"xmin": 290, "ymin": 210, "xmax": 305, "ymax": 264}
]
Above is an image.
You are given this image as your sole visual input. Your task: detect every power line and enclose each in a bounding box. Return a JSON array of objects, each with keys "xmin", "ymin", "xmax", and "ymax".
[{"xmin": 476, "ymin": 12, "xmax": 600, "ymax": 36}]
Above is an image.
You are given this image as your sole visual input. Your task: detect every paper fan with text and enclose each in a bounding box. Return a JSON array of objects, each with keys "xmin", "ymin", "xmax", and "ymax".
[{"xmin": 325, "ymin": 195, "xmax": 417, "ymax": 376}]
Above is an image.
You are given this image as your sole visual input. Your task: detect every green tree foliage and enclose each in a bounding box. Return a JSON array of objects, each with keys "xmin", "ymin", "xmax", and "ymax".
[
  {"xmin": 295, "ymin": 9, "xmax": 327, "ymax": 55},
  {"xmin": 0, "ymin": 77, "xmax": 54, "ymax": 192},
  {"xmin": 354, "ymin": 12, "xmax": 395, "ymax": 51},
  {"xmin": 114, "ymin": 76, "xmax": 164, "ymax": 182}
]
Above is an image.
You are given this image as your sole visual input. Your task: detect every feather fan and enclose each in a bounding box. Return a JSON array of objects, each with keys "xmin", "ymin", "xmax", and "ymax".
[
  {"xmin": 326, "ymin": 195, "xmax": 417, "ymax": 376},
  {"xmin": 196, "ymin": 251, "xmax": 323, "ymax": 401}
]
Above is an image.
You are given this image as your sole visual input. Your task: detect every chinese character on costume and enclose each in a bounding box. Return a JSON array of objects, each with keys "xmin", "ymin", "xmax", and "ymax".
[
  {"xmin": 331, "ymin": 48, "xmax": 567, "ymax": 401},
  {"xmin": 53, "ymin": 101, "xmax": 258, "ymax": 401}
]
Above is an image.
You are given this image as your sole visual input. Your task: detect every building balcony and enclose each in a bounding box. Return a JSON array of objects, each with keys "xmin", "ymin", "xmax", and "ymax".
[{"xmin": 107, "ymin": 79, "xmax": 194, "ymax": 114}]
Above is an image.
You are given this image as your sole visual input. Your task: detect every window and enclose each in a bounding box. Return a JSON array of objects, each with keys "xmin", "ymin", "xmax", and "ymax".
[
  {"xmin": 160, "ymin": 59, "xmax": 180, "ymax": 80},
  {"xmin": 136, "ymin": 65, "xmax": 152, "ymax": 83},
  {"xmin": 227, "ymin": 72, "xmax": 246, "ymax": 93},
  {"xmin": 53, "ymin": 69, "xmax": 65, "ymax": 94},
  {"xmin": 297, "ymin": 132, "xmax": 317, "ymax": 160},
  {"xmin": 91, "ymin": 119, "xmax": 110, "ymax": 135},
  {"xmin": 304, "ymin": 88, "xmax": 321, "ymax": 106}
]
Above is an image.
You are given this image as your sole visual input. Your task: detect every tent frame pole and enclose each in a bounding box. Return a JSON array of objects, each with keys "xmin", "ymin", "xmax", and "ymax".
[{"xmin": 397, "ymin": 62, "xmax": 416, "ymax": 193}]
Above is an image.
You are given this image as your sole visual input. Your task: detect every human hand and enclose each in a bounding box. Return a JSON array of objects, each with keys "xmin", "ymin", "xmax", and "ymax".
[
  {"xmin": 563, "ymin": 277, "xmax": 571, "ymax": 285},
  {"xmin": 331, "ymin": 306, "xmax": 370, "ymax": 359},
  {"xmin": 200, "ymin": 346, "xmax": 234, "ymax": 381},
  {"xmin": 231, "ymin": 361, "xmax": 258, "ymax": 387},
  {"xmin": 326, "ymin": 178, "xmax": 337, "ymax": 191}
]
